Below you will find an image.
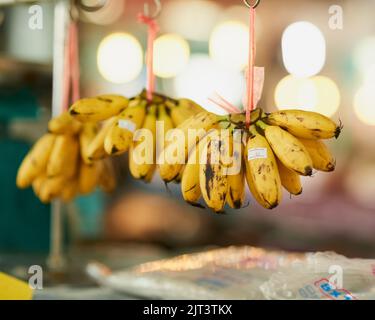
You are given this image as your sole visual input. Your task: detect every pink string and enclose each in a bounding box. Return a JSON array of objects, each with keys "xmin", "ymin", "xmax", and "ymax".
[
  {"xmin": 246, "ymin": 7, "xmax": 256, "ymax": 127},
  {"xmin": 138, "ymin": 13, "xmax": 159, "ymax": 101},
  {"xmin": 208, "ymin": 92, "xmax": 241, "ymax": 114},
  {"xmin": 70, "ymin": 22, "xmax": 80, "ymax": 102},
  {"xmin": 61, "ymin": 21, "xmax": 80, "ymax": 112}
]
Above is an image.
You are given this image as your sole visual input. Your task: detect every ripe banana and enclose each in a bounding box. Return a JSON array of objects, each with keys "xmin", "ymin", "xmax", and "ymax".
[
  {"xmin": 156, "ymin": 103, "xmax": 174, "ymax": 160},
  {"xmin": 104, "ymin": 99, "xmax": 147, "ymax": 156},
  {"xmin": 79, "ymin": 122, "xmax": 99, "ymax": 164},
  {"xmin": 266, "ymin": 110, "xmax": 341, "ymax": 139},
  {"xmin": 199, "ymin": 137, "xmax": 228, "ymax": 213},
  {"xmin": 299, "ymin": 138, "xmax": 335, "ymax": 172},
  {"xmin": 158, "ymin": 111, "xmax": 219, "ymax": 182},
  {"xmin": 226, "ymin": 134, "xmax": 245, "ymax": 209},
  {"xmin": 61, "ymin": 179, "xmax": 78, "ymax": 203},
  {"xmin": 261, "ymin": 123, "xmax": 313, "ymax": 176},
  {"xmin": 48, "ymin": 111, "xmax": 82, "ymax": 134},
  {"xmin": 168, "ymin": 98, "xmax": 204, "ymax": 126},
  {"xmin": 244, "ymin": 126, "xmax": 282, "ymax": 209},
  {"xmin": 129, "ymin": 104, "xmax": 157, "ymax": 182},
  {"xmin": 16, "ymin": 133, "xmax": 56, "ymax": 188},
  {"xmin": 100, "ymin": 159, "xmax": 116, "ymax": 193},
  {"xmin": 69, "ymin": 94, "xmax": 128, "ymax": 122},
  {"xmin": 86, "ymin": 117, "xmax": 117, "ymax": 161},
  {"xmin": 276, "ymin": 159, "xmax": 302, "ymax": 195},
  {"xmin": 38, "ymin": 176, "xmax": 66, "ymax": 203},
  {"xmin": 47, "ymin": 134, "xmax": 79, "ymax": 178},
  {"xmin": 181, "ymin": 143, "xmax": 201, "ymax": 205},
  {"xmin": 79, "ymin": 161, "xmax": 101, "ymax": 194},
  {"xmin": 32, "ymin": 173, "xmax": 47, "ymax": 199}
]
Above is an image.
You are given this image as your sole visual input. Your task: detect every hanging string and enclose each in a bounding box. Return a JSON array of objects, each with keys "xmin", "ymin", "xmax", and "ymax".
[
  {"xmin": 246, "ymin": 6, "xmax": 256, "ymax": 127},
  {"xmin": 61, "ymin": 19, "xmax": 80, "ymax": 112},
  {"xmin": 138, "ymin": 13, "xmax": 159, "ymax": 101},
  {"xmin": 208, "ymin": 92, "xmax": 241, "ymax": 114}
]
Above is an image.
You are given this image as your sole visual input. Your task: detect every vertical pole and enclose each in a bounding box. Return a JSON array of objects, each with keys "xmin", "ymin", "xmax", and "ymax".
[{"xmin": 47, "ymin": 0, "xmax": 69, "ymax": 271}]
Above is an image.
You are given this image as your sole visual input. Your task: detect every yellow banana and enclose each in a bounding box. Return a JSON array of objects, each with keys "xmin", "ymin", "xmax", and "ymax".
[
  {"xmin": 261, "ymin": 123, "xmax": 313, "ymax": 176},
  {"xmin": 299, "ymin": 138, "xmax": 335, "ymax": 172},
  {"xmin": 158, "ymin": 111, "xmax": 219, "ymax": 182},
  {"xmin": 181, "ymin": 143, "xmax": 201, "ymax": 205},
  {"xmin": 86, "ymin": 117, "xmax": 117, "ymax": 161},
  {"xmin": 266, "ymin": 110, "xmax": 341, "ymax": 139},
  {"xmin": 199, "ymin": 136, "xmax": 228, "ymax": 213},
  {"xmin": 276, "ymin": 159, "xmax": 302, "ymax": 195},
  {"xmin": 38, "ymin": 176, "xmax": 66, "ymax": 203},
  {"xmin": 48, "ymin": 111, "xmax": 82, "ymax": 134},
  {"xmin": 47, "ymin": 134, "xmax": 79, "ymax": 179},
  {"xmin": 168, "ymin": 98, "xmax": 203, "ymax": 126},
  {"xmin": 61, "ymin": 179, "xmax": 78, "ymax": 203},
  {"xmin": 156, "ymin": 103, "xmax": 174, "ymax": 160},
  {"xmin": 129, "ymin": 105, "xmax": 157, "ymax": 182},
  {"xmin": 226, "ymin": 134, "xmax": 245, "ymax": 209},
  {"xmin": 244, "ymin": 127, "xmax": 282, "ymax": 209},
  {"xmin": 100, "ymin": 159, "xmax": 116, "ymax": 193},
  {"xmin": 104, "ymin": 99, "xmax": 147, "ymax": 156},
  {"xmin": 79, "ymin": 122, "xmax": 99, "ymax": 164},
  {"xmin": 16, "ymin": 133, "xmax": 56, "ymax": 188},
  {"xmin": 32, "ymin": 173, "xmax": 47, "ymax": 199},
  {"xmin": 79, "ymin": 161, "xmax": 101, "ymax": 194},
  {"xmin": 69, "ymin": 94, "xmax": 128, "ymax": 122}
]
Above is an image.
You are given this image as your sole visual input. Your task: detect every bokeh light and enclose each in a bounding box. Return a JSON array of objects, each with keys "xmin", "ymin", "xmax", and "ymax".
[
  {"xmin": 209, "ymin": 21, "xmax": 249, "ymax": 71},
  {"xmin": 282, "ymin": 21, "xmax": 326, "ymax": 78},
  {"xmin": 153, "ymin": 34, "xmax": 190, "ymax": 78},
  {"xmin": 354, "ymin": 84, "xmax": 375, "ymax": 126},
  {"xmin": 173, "ymin": 54, "xmax": 244, "ymax": 115},
  {"xmin": 97, "ymin": 33, "xmax": 143, "ymax": 84},
  {"xmin": 160, "ymin": 0, "xmax": 221, "ymax": 42},
  {"xmin": 275, "ymin": 75, "xmax": 340, "ymax": 117},
  {"xmin": 354, "ymin": 37, "xmax": 375, "ymax": 75}
]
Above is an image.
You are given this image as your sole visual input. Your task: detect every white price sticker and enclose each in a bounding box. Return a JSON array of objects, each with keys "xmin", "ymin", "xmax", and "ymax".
[
  {"xmin": 118, "ymin": 119, "xmax": 136, "ymax": 133},
  {"xmin": 248, "ymin": 147, "xmax": 267, "ymax": 160}
]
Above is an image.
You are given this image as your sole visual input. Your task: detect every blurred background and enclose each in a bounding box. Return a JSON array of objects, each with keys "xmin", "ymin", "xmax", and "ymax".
[{"xmin": 1, "ymin": 0, "xmax": 375, "ymax": 282}]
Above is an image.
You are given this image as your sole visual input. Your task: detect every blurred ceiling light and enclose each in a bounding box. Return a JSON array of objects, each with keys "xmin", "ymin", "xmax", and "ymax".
[
  {"xmin": 275, "ymin": 75, "xmax": 316, "ymax": 111},
  {"xmin": 173, "ymin": 54, "xmax": 244, "ymax": 115},
  {"xmin": 282, "ymin": 21, "xmax": 326, "ymax": 78},
  {"xmin": 354, "ymin": 84, "xmax": 375, "ymax": 126},
  {"xmin": 97, "ymin": 33, "xmax": 143, "ymax": 84},
  {"xmin": 80, "ymin": 0, "xmax": 124, "ymax": 25},
  {"xmin": 311, "ymin": 76, "xmax": 340, "ymax": 117},
  {"xmin": 153, "ymin": 34, "xmax": 190, "ymax": 78},
  {"xmin": 160, "ymin": 0, "xmax": 221, "ymax": 42},
  {"xmin": 209, "ymin": 21, "xmax": 249, "ymax": 71},
  {"xmin": 364, "ymin": 64, "xmax": 375, "ymax": 85},
  {"xmin": 275, "ymin": 75, "xmax": 340, "ymax": 117},
  {"xmin": 354, "ymin": 37, "xmax": 375, "ymax": 76}
]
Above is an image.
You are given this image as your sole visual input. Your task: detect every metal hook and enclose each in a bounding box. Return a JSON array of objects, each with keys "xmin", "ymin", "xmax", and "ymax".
[
  {"xmin": 143, "ymin": 0, "xmax": 162, "ymax": 19},
  {"xmin": 77, "ymin": 0, "xmax": 107, "ymax": 13},
  {"xmin": 243, "ymin": 0, "xmax": 261, "ymax": 9}
]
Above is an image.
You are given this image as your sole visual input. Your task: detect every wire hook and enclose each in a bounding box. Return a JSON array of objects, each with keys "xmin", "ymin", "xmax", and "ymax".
[
  {"xmin": 143, "ymin": 0, "xmax": 162, "ymax": 19},
  {"xmin": 77, "ymin": 0, "xmax": 107, "ymax": 13},
  {"xmin": 243, "ymin": 0, "xmax": 261, "ymax": 9}
]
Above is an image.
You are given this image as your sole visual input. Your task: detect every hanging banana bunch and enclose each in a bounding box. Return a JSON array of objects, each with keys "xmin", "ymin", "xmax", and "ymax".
[
  {"xmin": 162, "ymin": 108, "xmax": 342, "ymax": 212},
  {"xmin": 16, "ymin": 109, "xmax": 118, "ymax": 203}
]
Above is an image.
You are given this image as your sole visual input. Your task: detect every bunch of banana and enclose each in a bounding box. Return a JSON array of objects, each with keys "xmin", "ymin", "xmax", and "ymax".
[
  {"xmin": 16, "ymin": 110, "xmax": 117, "ymax": 203},
  {"xmin": 173, "ymin": 108, "xmax": 341, "ymax": 211},
  {"xmin": 101, "ymin": 90, "xmax": 204, "ymax": 182}
]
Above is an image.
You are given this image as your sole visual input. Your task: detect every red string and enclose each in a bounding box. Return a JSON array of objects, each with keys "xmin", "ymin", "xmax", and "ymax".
[
  {"xmin": 138, "ymin": 13, "xmax": 159, "ymax": 101},
  {"xmin": 208, "ymin": 93, "xmax": 241, "ymax": 114},
  {"xmin": 246, "ymin": 7, "xmax": 256, "ymax": 127},
  {"xmin": 61, "ymin": 21, "xmax": 80, "ymax": 112},
  {"xmin": 70, "ymin": 21, "xmax": 80, "ymax": 102}
]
